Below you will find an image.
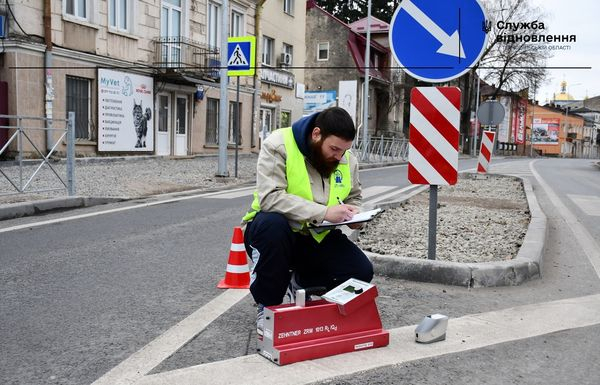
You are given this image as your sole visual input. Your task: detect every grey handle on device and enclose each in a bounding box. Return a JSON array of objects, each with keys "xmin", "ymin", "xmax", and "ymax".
[{"xmin": 296, "ymin": 286, "xmax": 327, "ymax": 307}]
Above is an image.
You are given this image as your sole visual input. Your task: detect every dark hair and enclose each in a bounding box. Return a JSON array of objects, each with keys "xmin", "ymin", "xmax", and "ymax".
[{"xmin": 314, "ymin": 107, "xmax": 356, "ymax": 141}]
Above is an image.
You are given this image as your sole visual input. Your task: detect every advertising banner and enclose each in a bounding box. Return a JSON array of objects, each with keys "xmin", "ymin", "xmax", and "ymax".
[
  {"xmin": 303, "ymin": 91, "xmax": 336, "ymax": 116},
  {"xmin": 98, "ymin": 69, "xmax": 154, "ymax": 152},
  {"xmin": 338, "ymin": 80, "xmax": 358, "ymax": 124},
  {"xmin": 497, "ymin": 96, "xmax": 511, "ymax": 142},
  {"xmin": 532, "ymin": 118, "xmax": 560, "ymax": 144},
  {"xmin": 512, "ymin": 98, "xmax": 527, "ymax": 144}
]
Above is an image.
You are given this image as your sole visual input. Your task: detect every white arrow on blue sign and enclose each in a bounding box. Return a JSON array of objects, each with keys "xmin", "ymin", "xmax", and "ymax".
[{"xmin": 389, "ymin": 0, "xmax": 489, "ymax": 83}]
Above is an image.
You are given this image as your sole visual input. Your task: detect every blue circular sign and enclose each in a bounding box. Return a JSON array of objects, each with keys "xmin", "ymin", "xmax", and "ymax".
[{"xmin": 389, "ymin": 0, "xmax": 488, "ymax": 83}]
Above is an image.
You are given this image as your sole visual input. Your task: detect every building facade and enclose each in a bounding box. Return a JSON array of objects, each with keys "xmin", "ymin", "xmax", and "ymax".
[
  {"xmin": 304, "ymin": 1, "xmax": 403, "ymax": 140},
  {"xmin": 526, "ymin": 103, "xmax": 585, "ymax": 157},
  {"xmin": 0, "ymin": 0, "xmax": 258, "ymax": 158},
  {"xmin": 257, "ymin": 0, "xmax": 306, "ymax": 140}
]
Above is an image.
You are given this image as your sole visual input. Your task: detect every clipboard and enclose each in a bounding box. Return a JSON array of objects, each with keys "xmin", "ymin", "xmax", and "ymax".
[{"xmin": 311, "ymin": 208, "xmax": 383, "ymax": 228}]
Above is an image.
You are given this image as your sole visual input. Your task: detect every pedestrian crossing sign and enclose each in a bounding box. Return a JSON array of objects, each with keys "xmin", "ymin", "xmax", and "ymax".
[{"xmin": 227, "ymin": 36, "xmax": 256, "ymax": 76}]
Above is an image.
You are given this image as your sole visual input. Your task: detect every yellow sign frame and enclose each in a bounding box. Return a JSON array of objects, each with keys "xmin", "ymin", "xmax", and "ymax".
[{"xmin": 227, "ymin": 36, "xmax": 256, "ymax": 77}]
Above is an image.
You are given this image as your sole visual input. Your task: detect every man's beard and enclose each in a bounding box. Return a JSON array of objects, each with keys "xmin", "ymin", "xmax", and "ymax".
[{"xmin": 309, "ymin": 138, "xmax": 339, "ymax": 177}]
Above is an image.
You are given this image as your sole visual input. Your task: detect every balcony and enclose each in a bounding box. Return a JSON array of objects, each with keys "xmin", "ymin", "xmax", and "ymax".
[{"xmin": 153, "ymin": 36, "xmax": 220, "ymax": 81}]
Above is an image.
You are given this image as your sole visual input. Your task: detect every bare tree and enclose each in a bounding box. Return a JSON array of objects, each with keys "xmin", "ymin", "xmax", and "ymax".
[
  {"xmin": 478, "ymin": 0, "xmax": 550, "ymax": 96},
  {"xmin": 314, "ymin": 0, "xmax": 400, "ymax": 24},
  {"xmin": 457, "ymin": 0, "xmax": 551, "ymax": 153}
]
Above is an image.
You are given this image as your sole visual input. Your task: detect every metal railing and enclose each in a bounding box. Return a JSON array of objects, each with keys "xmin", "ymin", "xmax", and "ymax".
[
  {"xmin": 153, "ymin": 36, "xmax": 220, "ymax": 79},
  {"xmin": 353, "ymin": 135, "xmax": 409, "ymax": 163},
  {"xmin": 0, "ymin": 112, "xmax": 75, "ymax": 196}
]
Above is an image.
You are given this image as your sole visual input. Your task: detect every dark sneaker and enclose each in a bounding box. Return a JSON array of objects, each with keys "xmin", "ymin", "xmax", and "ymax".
[
  {"xmin": 256, "ymin": 303, "xmax": 265, "ymax": 336},
  {"xmin": 284, "ymin": 273, "xmax": 302, "ymax": 304}
]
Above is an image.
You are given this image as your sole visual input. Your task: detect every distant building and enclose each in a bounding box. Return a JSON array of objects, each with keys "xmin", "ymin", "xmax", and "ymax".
[
  {"xmin": 527, "ymin": 102, "xmax": 587, "ymax": 157},
  {"xmin": 257, "ymin": 0, "xmax": 307, "ymax": 140},
  {"xmin": 305, "ymin": 1, "xmax": 404, "ymax": 139},
  {"xmin": 0, "ymin": 1, "xmax": 258, "ymax": 158}
]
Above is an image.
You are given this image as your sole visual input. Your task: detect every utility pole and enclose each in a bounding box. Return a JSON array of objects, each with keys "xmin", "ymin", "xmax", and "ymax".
[
  {"xmin": 217, "ymin": 0, "xmax": 230, "ymax": 177},
  {"xmin": 361, "ymin": 0, "xmax": 372, "ymax": 161}
]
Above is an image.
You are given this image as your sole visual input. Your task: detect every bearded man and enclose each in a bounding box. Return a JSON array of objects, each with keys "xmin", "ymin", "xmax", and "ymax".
[{"xmin": 241, "ymin": 107, "xmax": 373, "ymax": 336}]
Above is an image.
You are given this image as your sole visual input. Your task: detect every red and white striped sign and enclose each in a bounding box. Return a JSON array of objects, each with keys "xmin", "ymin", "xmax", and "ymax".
[
  {"xmin": 408, "ymin": 87, "xmax": 461, "ymax": 185},
  {"xmin": 477, "ymin": 130, "xmax": 496, "ymax": 174}
]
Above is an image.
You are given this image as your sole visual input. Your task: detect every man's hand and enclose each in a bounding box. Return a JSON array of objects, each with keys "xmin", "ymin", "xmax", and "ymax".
[{"xmin": 324, "ymin": 204, "xmax": 359, "ymax": 223}]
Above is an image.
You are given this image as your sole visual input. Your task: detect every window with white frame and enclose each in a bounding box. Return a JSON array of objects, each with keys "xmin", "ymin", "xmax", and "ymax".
[
  {"xmin": 66, "ymin": 76, "xmax": 92, "ymax": 140},
  {"xmin": 230, "ymin": 9, "xmax": 244, "ymax": 37},
  {"xmin": 262, "ymin": 36, "xmax": 274, "ymax": 66},
  {"xmin": 65, "ymin": 0, "xmax": 88, "ymax": 19},
  {"xmin": 283, "ymin": 0, "xmax": 294, "ymax": 16},
  {"xmin": 208, "ymin": 1, "xmax": 221, "ymax": 49},
  {"xmin": 161, "ymin": 0, "xmax": 182, "ymax": 66},
  {"xmin": 317, "ymin": 42, "xmax": 329, "ymax": 61},
  {"xmin": 109, "ymin": 0, "xmax": 131, "ymax": 32}
]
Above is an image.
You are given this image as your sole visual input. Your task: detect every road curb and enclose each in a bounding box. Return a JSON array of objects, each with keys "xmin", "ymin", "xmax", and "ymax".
[
  {"xmin": 364, "ymin": 175, "xmax": 546, "ymax": 287},
  {"xmin": 0, "ymin": 196, "xmax": 126, "ymax": 221}
]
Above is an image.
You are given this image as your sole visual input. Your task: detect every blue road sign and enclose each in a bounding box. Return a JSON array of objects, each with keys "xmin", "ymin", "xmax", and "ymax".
[
  {"xmin": 227, "ymin": 36, "xmax": 255, "ymax": 76},
  {"xmin": 389, "ymin": 0, "xmax": 488, "ymax": 83}
]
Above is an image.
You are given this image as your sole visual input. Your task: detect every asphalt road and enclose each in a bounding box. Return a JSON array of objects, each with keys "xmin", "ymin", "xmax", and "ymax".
[{"xmin": 1, "ymin": 157, "xmax": 599, "ymax": 385}]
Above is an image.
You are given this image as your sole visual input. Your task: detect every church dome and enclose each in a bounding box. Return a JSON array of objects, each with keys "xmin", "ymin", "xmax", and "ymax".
[{"xmin": 553, "ymin": 80, "xmax": 574, "ymax": 101}]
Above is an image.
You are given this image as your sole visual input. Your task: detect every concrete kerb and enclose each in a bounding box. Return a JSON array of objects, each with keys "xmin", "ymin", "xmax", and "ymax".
[
  {"xmin": 0, "ymin": 196, "xmax": 127, "ymax": 221},
  {"xmin": 360, "ymin": 175, "xmax": 547, "ymax": 288}
]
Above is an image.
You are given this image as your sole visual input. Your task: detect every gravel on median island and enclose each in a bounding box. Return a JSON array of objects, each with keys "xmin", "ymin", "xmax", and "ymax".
[{"xmin": 356, "ymin": 174, "xmax": 530, "ymax": 263}]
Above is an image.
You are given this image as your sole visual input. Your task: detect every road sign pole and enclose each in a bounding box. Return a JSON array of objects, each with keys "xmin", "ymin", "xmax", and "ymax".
[
  {"xmin": 473, "ymin": 74, "xmax": 481, "ymax": 156},
  {"xmin": 428, "ymin": 185, "xmax": 438, "ymax": 260}
]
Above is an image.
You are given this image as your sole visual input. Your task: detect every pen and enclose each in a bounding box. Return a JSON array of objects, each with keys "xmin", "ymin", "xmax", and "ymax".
[{"xmin": 337, "ymin": 197, "xmax": 344, "ymax": 205}]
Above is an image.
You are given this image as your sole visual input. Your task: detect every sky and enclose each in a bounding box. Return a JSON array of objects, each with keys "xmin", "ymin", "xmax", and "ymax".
[{"xmin": 529, "ymin": 0, "xmax": 600, "ymax": 102}]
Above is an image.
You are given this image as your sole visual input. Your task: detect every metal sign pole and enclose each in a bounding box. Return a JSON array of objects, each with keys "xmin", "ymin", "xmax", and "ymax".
[
  {"xmin": 67, "ymin": 111, "xmax": 75, "ymax": 196},
  {"xmin": 473, "ymin": 75, "xmax": 481, "ymax": 156},
  {"xmin": 427, "ymin": 185, "xmax": 438, "ymax": 260}
]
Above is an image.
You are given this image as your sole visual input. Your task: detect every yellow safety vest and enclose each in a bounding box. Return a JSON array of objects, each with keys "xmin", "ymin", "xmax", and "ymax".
[{"xmin": 242, "ymin": 127, "xmax": 352, "ymax": 242}]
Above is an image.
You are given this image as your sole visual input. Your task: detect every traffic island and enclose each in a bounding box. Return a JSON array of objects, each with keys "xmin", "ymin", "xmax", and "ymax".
[{"xmin": 356, "ymin": 174, "xmax": 547, "ymax": 287}]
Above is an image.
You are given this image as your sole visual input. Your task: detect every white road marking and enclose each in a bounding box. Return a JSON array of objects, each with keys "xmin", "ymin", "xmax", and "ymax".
[
  {"xmin": 486, "ymin": 160, "xmax": 533, "ymax": 177},
  {"xmin": 91, "ymin": 289, "xmax": 250, "ymax": 385},
  {"xmin": 206, "ymin": 186, "xmax": 255, "ymax": 199},
  {"xmin": 134, "ymin": 294, "xmax": 600, "ymax": 385},
  {"xmin": 568, "ymin": 194, "xmax": 600, "ymax": 217},
  {"xmin": 361, "ymin": 185, "xmax": 393, "ymax": 198},
  {"xmin": 0, "ymin": 186, "xmax": 255, "ymax": 234},
  {"xmin": 530, "ymin": 160, "xmax": 600, "ymax": 279},
  {"xmin": 365, "ymin": 184, "xmax": 427, "ymax": 205}
]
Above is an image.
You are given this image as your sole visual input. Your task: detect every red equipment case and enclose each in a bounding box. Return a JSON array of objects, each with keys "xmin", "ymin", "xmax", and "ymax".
[{"xmin": 257, "ymin": 278, "xmax": 389, "ymax": 365}]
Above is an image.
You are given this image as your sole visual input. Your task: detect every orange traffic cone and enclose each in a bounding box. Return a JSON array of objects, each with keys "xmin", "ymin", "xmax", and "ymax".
[{"xmin": 217, "ymin": 226, "xmax": 250, "ymax": 289}]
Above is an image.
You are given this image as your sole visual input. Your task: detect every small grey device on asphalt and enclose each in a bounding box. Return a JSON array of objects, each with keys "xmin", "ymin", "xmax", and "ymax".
[{"xmin": 415, "ymin": 314, "xmax": 449, "ymax": 343}]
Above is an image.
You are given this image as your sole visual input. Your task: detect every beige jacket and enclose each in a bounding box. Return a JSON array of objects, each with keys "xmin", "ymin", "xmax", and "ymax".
[{"xmin": 245, "ymin": 128, "xmax": 362, "ymax": 227}]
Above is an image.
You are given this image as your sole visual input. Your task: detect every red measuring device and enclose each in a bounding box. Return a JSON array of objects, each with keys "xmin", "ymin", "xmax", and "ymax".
[{"xmin": 257, "ymin": 278, "xmax": 389, "ymax": 365}]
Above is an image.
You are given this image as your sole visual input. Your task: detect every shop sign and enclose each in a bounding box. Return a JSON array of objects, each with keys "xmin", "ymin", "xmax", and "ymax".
[{"xmin": 260, "ymin": 68, "xmax": 294, "ymax": 89}]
